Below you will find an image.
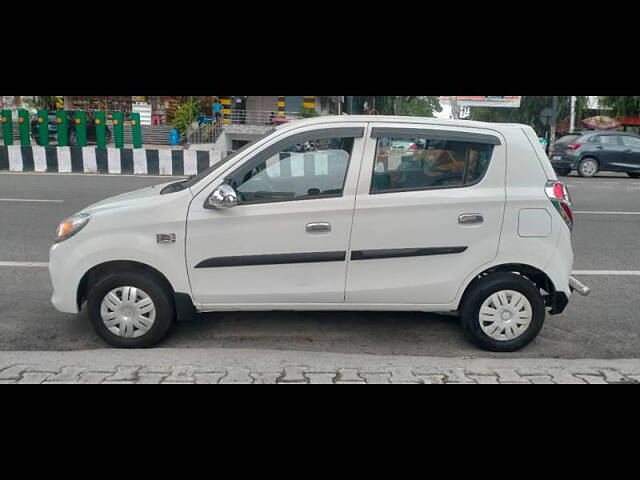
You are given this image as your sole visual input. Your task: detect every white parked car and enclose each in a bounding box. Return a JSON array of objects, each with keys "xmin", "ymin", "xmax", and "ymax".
[{"xmin": 49, "ymin": 116, "xmax": 589, "ymax": 351}]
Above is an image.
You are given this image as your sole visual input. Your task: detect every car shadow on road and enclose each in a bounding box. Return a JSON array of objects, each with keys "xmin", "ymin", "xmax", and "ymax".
[{"xmin": 164, "ymin": 310, "xmax": 480, "ymax": 357}]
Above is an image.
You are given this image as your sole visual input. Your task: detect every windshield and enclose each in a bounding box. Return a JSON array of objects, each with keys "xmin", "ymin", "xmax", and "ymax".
[{"xmin": 160, "ymin": 128, "xmax": 276, "ymax": 194}]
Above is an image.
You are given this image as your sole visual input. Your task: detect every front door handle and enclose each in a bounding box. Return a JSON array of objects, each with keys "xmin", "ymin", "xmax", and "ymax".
[
  {"xmin": 459, "ymin": 213, "xmax": 484, "ymax": 225},
  {"xmin": 306, "ymin": 222, "xmax": 331, "ymax": 233}
]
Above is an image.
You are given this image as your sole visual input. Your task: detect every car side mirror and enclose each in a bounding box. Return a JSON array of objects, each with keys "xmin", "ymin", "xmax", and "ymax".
[{"xmin": 205, "ymin": 184, "xmax": 238, "ymax": 209}]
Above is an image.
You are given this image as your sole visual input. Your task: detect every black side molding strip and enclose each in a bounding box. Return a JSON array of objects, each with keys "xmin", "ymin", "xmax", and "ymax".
[
  {"xmin": 351, "ymin": 246, "xmax": 467, "ymax": 261},
  {"xmin": 195, "ymin": 251, "xmax": 346, "ymax": 269}
]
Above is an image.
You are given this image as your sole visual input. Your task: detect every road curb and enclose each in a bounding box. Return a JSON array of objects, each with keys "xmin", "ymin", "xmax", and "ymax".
[
  {"xmin": 1, "ymin": 348, "xmax": 638, "ymax": 384},
  {"xmin": 0, "ymin": 146, "xmax": 222, "ymax": 176}
]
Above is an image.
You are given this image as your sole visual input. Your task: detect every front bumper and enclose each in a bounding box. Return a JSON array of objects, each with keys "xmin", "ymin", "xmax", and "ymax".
[{"xmin": 49, "ymin": 242, "xmax": 81, "ymax": 314}]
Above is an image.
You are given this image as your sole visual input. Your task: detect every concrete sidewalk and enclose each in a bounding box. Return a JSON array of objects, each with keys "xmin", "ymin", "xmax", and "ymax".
[{"xmin": 1, "ymin": 348, "xmax": 639, "ymax": 384}]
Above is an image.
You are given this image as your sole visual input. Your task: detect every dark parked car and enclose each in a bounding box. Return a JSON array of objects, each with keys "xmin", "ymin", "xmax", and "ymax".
[
  {"xmin": 31, "ymin": 111, "xmax": 112, "ymax": 146},
  {"xmin": 550, "ymin": 131, "xmax": 640, "ymax": 178}
]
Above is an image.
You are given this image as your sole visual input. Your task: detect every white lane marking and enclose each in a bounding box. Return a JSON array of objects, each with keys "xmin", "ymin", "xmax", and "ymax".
[
  {"xmin": 573, "ymin": 270, "xmax": 640, "ymax": 276},
  {"xmin": 0, "ymin": 261, "xmax": 49, "ymax": 268},
  {"xmin": 574, "ymin": 211, "xmax": 640, "ymax": 215},
  {"xmin": 0, "ymin": 198, "xmax": 64, "ymax": 203}
]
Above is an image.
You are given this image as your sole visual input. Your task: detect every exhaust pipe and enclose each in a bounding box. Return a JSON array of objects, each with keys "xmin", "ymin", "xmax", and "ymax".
[{"xmin": 569, "ymin": 276, "xmax": 590, "ymax": 296}]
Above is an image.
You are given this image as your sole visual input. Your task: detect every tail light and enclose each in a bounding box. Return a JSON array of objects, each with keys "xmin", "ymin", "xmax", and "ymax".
[
  {"xmin": 546, "ymin": 180, "xmax": 573, "ymax": 231},
  {"xmin": 409, "ymin": 144, "xmax": 418, "ymax": 150},
  {"xmin": 566, "ymin": 142, "xmax": 581, "ymax": 150}
]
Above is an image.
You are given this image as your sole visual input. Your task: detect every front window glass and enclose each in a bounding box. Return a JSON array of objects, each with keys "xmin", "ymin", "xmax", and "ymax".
[
  {"xmin": 371, "ymin": 135, "xmax": 494, "ymax": 193},
  {"xmin": 227, "ymin": 136, "xmax": 354, "ymax": 204},
  {"xmin": 594, "ymin": 135, "xmax": 619, "ymax": 145}
]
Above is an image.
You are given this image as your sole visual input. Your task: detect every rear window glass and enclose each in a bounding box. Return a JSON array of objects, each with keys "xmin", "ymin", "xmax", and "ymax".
[
  {"xmin": 555, "ymin": 134, "xmax": 581, "ymax": 144},
  {"xmin": 371, "ymin": 136, "xmax": 494, "ymax": 193}
]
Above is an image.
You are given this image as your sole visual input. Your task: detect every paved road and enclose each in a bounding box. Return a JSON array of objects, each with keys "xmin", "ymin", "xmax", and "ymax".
[{"xmin": 1, "ymin": 171, "xmax": 639, "ymax": 357}]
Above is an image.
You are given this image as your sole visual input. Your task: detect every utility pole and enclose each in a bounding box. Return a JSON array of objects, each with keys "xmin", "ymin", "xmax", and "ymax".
[
  {"xmin": 570, "ymin": 96, "xmax": 576, "ymax": 132},
  {"xmin": 449, "ymin": 96, "xmax": 460, "ymax": 119},
  {"xmin": 550, "ymin": 96, "xmax": 558, "ymax": 143}
]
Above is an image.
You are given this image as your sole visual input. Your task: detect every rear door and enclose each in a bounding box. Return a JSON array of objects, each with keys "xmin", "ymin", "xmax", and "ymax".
[{"xmin": 345, "ymin": 123, "xmax": 506, "ymax": 306}]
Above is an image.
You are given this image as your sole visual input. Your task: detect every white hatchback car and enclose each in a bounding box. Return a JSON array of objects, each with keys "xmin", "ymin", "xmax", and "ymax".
[{"xmin": 49, "ymin": 116, "xmax": 589, "ymax": 351}]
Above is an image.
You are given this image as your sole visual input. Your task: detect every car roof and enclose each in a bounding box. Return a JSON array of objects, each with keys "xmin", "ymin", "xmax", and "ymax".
[
  {"xmin": 276, "ymin": 115, "xmax": 532, "ymax": 134},
  {"xmin": 579, "ymin": 130, "xmax": 638, "ymax": 137}
]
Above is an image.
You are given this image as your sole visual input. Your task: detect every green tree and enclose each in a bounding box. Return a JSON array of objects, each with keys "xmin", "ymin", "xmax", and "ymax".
[
  {"xmin": 598, "ymin": 96, "xmax": 640, "ymax": 117},
  {"xmin": 368, "ymin": 96, "xmax": 441, "ymax": 116},
  {"xmin": 470, "ymin": 96, "xmax": 588, "ymax": 136},
  {"xmin": 171, "ymin": 98, "xmax": 202, "ymax": 136}
]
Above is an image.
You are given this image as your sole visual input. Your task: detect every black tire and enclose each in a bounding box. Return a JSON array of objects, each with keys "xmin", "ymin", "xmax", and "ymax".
[
  {"xmin": 577, "ymin": 157, "xmax": 599, "ymax": 177},
  {"xmin": 459, "ymin": 272, "xmax": 545, "ymax": 352},
  {"xmin": 86, "ymin": 270, "xmax": 175, "ymax": 348},
  {"xmin": 554, "ymin": 168, "xmax": 571, "ymax": 176},
  {"xmin": 627, "ymin": 172, "xmax": 640, "ymax": 179}
]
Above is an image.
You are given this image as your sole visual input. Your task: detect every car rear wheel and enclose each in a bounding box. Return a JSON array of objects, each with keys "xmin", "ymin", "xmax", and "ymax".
[
  {"xmin": 627, "ymin": 172, "xmax": 640, "ymax": 179},
  {"xmin": 578, "ymin": 157, "xmax": 599, "ymax": 177},
  {"xmin": 86, "ymin": 270, "xmax": 175, "ymax": 348},
  {"xmin": 554, "ymin": 168, "xmax": 571, "ymax": 176},
  {"xmin": 459, "ymin": 272, "xmax": 545, "ymax": 352}
]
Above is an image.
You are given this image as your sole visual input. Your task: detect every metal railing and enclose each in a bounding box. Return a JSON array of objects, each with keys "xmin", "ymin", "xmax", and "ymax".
[
  {"xmin": 229, "ymin": 110, "xmax": 301, "ymax": 126},
  {"xmin": 185, "ymin": 123, "xmax": 223, "ymax": 145}
]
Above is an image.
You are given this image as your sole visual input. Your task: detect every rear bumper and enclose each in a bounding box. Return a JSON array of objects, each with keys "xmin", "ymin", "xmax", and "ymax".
[
  {"xmin": 550, "ymin": 154, "xmax": 579, "ymax": 170},
  {"xmin": 547, "ymin": 291, "xmax": 569, "ymax": 315},
  {"xmin": 569, "ymin": 275, "xmax": 590, "ymax": 296},
  {"xmin": 548, "ymin": 276, "xmax": 590, "ymax": 315}
]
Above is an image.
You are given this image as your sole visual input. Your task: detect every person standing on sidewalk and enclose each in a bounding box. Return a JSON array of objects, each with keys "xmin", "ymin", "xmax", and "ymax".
[{"xmin": 213, "ymin": 99, "xmax": 223, "ymax": 126}]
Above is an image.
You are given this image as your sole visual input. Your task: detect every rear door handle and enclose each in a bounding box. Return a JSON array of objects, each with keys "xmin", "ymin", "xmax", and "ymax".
[
  {"xmin": 458, "ymin": 214, "xmax": 483, "ymax": 225},
  {"xmin": 306, "ymin": 222, "xmax": 331, "ymax": 233}
]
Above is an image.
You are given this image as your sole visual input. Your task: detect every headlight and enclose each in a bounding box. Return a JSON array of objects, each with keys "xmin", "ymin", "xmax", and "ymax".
[{"xmin": 55, "ymin": 213, "xmax": 91, "ymax": 243}]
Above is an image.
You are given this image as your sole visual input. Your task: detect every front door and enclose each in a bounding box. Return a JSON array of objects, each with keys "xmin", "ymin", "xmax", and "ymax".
[
  {"xmin": 592, "ymin": 134, "xmax": 625, "ymax": 170},
  {"xmin": 620, "ymin": 135, "xmax": 640, "ymax": 170},
  {"xmin": 186, "ymin": 124, "xmax": 366, "ymax": 307},
  {"xmin": 346, "ymin": 123, "xmax": 506, "ymax": 306}
]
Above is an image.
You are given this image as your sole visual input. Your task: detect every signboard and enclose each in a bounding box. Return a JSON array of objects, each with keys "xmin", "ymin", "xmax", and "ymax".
[{"xmin": 439, "ymin": 96, "xmax": 521, "ymax": 108}]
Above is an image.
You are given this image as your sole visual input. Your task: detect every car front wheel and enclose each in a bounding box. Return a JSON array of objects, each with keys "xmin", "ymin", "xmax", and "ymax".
[
  {"xmin": 554, "ymin": 168, "xmax": 571, "ymax": 176},
  {"xmin": 86, "ymin": 270, "xmax": 175, "ymax": 348},
  {"xmin": 627, "ymin": 172, "xmax": 640, "ymax": 179},
  {"xmin": 459, "ymin": 272, "xmax": 545, "ymax": 352}
]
